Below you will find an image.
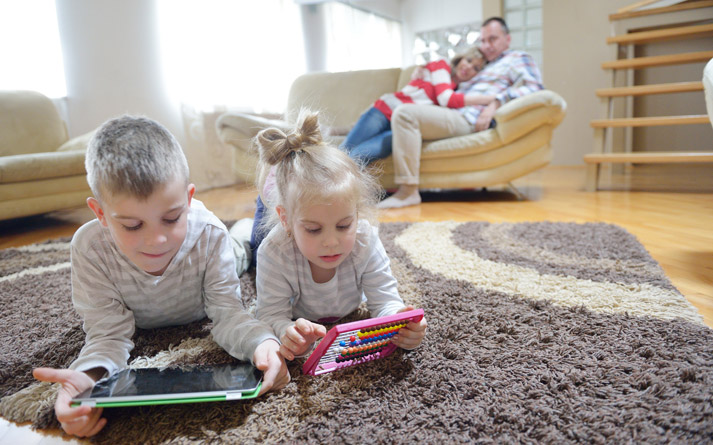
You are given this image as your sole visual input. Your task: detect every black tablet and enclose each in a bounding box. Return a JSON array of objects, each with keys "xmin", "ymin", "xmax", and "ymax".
[{"xmin": 71, "ymin": 363, "xmax": 262, "ymax": 408}]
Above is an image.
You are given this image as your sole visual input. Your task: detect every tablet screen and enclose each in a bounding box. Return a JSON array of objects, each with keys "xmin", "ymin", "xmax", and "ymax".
[{"xmin": 72, "ymin": 363, "xmax": 262, "ymax": 407}]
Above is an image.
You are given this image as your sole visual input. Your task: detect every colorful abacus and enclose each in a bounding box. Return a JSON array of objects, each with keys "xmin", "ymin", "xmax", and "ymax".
[{"xmin": 302, "ymin": 308, "xmax": 424, "ymax": 376}]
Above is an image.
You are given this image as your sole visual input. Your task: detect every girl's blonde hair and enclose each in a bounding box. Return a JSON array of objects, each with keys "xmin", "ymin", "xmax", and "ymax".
[{"xmin": 255, "ymin": 110, "xmax": 382, "ymax": 233}]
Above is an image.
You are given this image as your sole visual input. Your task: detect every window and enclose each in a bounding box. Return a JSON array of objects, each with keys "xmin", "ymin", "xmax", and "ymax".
[
  {"xmin": 0, "ymin": 0, "xmax": 66, "ymax": 97},
  {"xmin": 322, "ymin": 2, "xmax": 402, "ymax": 72},
  {"xmin": 504, "ymin": 0, "xmax": 543, "ymax": 68},
  {"xmin": 157, "ymin": 0, "xmax": 305, "ymax": 113},
  {"xmin": 414, "ymin": 23, "xmax": 480, "ymax": 65}
]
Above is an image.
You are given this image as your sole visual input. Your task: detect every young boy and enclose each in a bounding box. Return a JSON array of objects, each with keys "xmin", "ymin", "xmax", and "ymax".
[{"xmin": 33, "ymin": 115, "xmax": 289, "ymax": 438}]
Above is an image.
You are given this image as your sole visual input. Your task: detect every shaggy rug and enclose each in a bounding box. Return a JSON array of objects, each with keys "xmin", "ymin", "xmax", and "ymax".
[{"xmin": 1, "ymin": 221, "xmax": 712, "ymax": 444}]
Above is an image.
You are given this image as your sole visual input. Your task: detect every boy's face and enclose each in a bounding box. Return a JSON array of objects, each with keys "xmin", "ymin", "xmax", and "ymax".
[
  {"xmin": 278, "ymin": 199, "xmax": 358, "ymax": 280},
  {"xmin": 87, "ymin": 179, "xmax": 195, "ymax": 276}
]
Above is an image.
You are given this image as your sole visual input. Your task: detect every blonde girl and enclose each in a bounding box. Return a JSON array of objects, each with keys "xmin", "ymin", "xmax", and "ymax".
[{"xmin": 254, "ymin": 111, "xmax": 427, "ymax": 360}]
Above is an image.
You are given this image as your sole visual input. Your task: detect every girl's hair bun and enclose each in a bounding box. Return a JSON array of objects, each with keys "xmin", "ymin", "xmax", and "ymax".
[{"xmin": 256, "ymin": 111, "xmax": 323, "ymax": 165}]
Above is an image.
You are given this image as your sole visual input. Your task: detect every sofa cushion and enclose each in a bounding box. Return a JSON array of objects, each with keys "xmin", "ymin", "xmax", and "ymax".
[
  {"xmin": 286, "ymin": 68, "xmax": 402, "ymax": 127},
  {"xmin": 0, "ymin": 175, "xmax": 88, "ymax": 201},
  {"xmin": 0, "ymin": 150, "xmax": 86, "ymax": 184},
  {"xmin": 378, "ymin": 144, "xmax": 552, "ymax": 190},
  {"xmin": 0, "ymin": 90, "xmax": 68, "ymax": 157},
  {"xmin": 57, "ymin": 130, "xmax": 96, "ymax": 152},
  {"xmin": 377, "ymin": 125, "xmax": 553, "ymax": 174},
  {"xmin": 495, "ymin": 90, "xmax": 566, "ymax": 145}
]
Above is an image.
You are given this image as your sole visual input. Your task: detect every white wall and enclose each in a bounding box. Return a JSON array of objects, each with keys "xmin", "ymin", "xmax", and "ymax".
[{"xmin": 55, "ymin": 0, "xmax": 184, "ymax": 146}]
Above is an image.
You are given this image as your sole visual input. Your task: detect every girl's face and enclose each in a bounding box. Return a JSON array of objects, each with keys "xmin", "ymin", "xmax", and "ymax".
[
  {"xmin": 454, "ymin": 57, "xmax": 482, "ymax": 83},
  {"xmin": 278, "ymin": 198, "xmax": 358, "ymax": 282}
]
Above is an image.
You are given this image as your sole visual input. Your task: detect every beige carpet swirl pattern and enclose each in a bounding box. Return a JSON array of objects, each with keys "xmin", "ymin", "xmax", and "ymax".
[{"xmin": 1, "ymin": 221, "xmax": 711, "ymax": 444}]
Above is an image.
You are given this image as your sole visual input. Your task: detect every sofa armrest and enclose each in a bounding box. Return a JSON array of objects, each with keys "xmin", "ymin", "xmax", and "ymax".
[
  {"xmin": 216, "ymin": 113, "xmax": 291, "ymax": 153},
  {"xmin": 0, "ymin": 150, "xmax": 86, "ymax": 183},
  {"xmin": 494, "ymin": 90, "xmax": 567, "ymax": 145}
]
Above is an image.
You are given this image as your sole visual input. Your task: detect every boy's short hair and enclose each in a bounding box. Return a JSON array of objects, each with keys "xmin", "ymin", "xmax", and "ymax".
[{"xmin": 85, "ymin": 115, "xmax": 189, "ymax": 201}]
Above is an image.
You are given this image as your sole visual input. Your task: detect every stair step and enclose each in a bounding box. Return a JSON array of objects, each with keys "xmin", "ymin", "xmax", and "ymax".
[
  {"xmin": 590, "ymin": 115, "xmax": 710, "ymax": 128},
  {"xmin": 607, "ymin": 23, "xmax": 713, "ymax": 45},
  {"xmin": 610, "ymin": 0, "xmax": 713, "ymax": 20},
  {"xmin": 602, "ymin": 50, "xmax": 713, "ymax": 69},
  {"xmin": 596, "ymin": 81, "xmax": 704, "ymax": 97},
  {"xmin": 584, "ymin": 152, "xmax": 713, "ymax": 164}
]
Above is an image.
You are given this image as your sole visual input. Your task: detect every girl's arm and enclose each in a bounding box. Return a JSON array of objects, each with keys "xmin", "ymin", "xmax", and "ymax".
[
  {"xmin": 254, "ymin": 240, "xmax": 299, "ymax": 340},
  {"xmin": 359, "ymin": 225, "xmax": 407, "ymax": 318},
  {"xmin": 358, "ymin": 224, "xmax": 426, "ymax": 350}
]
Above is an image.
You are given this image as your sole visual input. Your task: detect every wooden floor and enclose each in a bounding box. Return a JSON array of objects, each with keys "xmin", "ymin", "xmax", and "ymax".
[{"xmin": 1, "ymin": 164, "xmax": 712, "ymax": 443}]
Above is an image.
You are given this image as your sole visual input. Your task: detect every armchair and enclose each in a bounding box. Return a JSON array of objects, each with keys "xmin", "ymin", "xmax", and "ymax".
[{"xmin": 0, "ymin": 90, "xmax": 94, "ymax": 220}]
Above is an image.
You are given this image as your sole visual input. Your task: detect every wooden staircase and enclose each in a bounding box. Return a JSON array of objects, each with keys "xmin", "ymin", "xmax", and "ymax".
[{"xmin": 584, "ymin": 0, "xmax": 713, "ymax": 191}]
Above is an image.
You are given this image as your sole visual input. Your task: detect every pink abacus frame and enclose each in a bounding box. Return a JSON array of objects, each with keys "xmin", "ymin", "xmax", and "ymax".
[{"xmin": 302, "ymin": 308, "xmax": 424, "ymax": 376}]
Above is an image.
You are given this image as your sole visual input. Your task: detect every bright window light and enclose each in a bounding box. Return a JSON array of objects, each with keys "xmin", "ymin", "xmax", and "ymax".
[
  {"xmin": 323, "ymin": 3, "xmax": 402, "ymax": 72},
  {"xmin": 0, "ymin": 0, "xmax": 67, "ymax": 97},
  {"xmin": 157, "ymin": 0, "xmax": 305, "ymax": 113}
]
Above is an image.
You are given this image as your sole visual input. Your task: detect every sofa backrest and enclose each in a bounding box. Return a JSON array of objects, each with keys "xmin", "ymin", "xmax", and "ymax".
[
  {"xmin": 0, "ymin": 90, "xmax": 68, "ymax": 157},
  {"xmin": 286, "ymin": 68, "xmax": 403, "ymax": 127}
]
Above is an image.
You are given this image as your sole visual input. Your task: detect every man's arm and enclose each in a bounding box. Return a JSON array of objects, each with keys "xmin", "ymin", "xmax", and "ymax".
[
  {"xmin": 494, "ymin": 52, "xmax": 544, "ymax": 105},
  {"xmin": 464, "ymin": 94, "xmax": 496, "ymax": 106}
]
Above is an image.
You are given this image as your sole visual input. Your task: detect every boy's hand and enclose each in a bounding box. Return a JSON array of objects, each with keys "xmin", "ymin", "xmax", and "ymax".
[
  {"xmin": 32, "ymin": 367, "xmax": 107, "ymax": 438},
  {"xmin": 252, "ymin": 339, "xmax": 290, "ymax": 395},
  {"xmin": 391, "ymin": 305, "xmax": 427, "ymax": 350},
  {"xmin": 279, "ymin": 318, "xmax": 326, "ymax": 361}
]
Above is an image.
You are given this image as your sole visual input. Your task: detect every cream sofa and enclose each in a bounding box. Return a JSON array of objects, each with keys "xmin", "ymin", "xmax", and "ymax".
[
  {"xmin": 216, "ymin": 67, "xmax": 566, "ymax": 191},
  {"xmin": 0, "ymin": 90, "xmax": 95, "ymax": 220}
]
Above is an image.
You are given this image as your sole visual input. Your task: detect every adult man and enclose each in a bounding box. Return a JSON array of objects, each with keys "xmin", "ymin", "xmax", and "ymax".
[{"xmin": 379, "ymin": 17, "xmax": 544, "ymax": 209}]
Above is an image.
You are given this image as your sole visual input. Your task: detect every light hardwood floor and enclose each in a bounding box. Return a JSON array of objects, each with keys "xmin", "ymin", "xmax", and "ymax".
[{"xmin": 1, "ymin": 164, "xmax": 712, "ymax": 444}]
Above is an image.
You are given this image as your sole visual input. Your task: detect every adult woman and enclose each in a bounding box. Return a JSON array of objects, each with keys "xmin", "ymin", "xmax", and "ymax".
[{"xmin": 340, "ymin": 47, "xmax": 494, "ymax": 164}]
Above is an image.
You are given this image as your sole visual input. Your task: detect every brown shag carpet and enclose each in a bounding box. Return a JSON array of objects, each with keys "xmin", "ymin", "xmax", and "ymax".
[{"xmin": 1, "ymin": 221, "xmax": 712, "ymax": 444}]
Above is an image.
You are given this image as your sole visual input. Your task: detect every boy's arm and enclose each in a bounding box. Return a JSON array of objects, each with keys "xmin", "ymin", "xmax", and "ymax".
[
  {"xmin": 70, "ymin": 243, "xmax": 136, "ymax": 376},
  {"xmin": 201, "ymin": 229, "xmax": 279, "ymax": 362},
  {"xmin": 360, "ymin": 225, "xmax": 406, "ymax": 318}
]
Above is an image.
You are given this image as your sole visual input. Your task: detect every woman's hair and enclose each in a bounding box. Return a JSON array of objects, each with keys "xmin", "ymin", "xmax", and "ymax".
[
  {"xmin": 255, "ymin": 110, "xmax": 382, "ymax": 233},
  {"xmin": 450, "ymin": 46, "xmax": 486, "ymax": 73}
]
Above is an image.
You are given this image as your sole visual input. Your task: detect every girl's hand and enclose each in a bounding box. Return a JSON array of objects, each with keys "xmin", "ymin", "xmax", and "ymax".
[
  {"xmin": 392, "ymin": 305, "xmax": 427, "ymax": 350},
  {"xmin": 279, "ymin": 318, "xmax": 326, "ymax": 360}
]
